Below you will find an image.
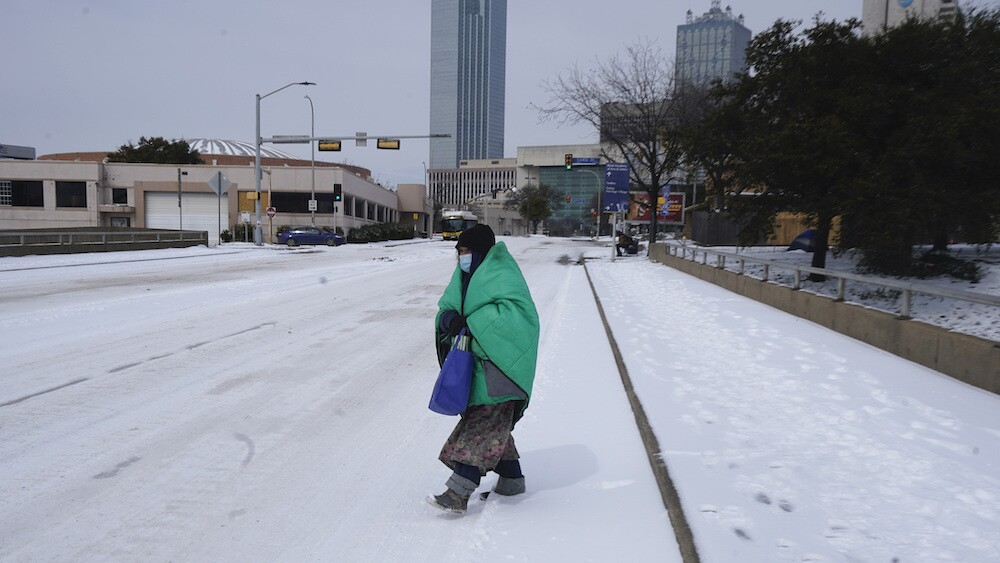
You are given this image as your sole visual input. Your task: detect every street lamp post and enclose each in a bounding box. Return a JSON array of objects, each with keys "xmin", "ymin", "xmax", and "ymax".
[
  {"xmin": 177, "ymin": 168, "xmax": 188, "ymax": 230},
  {"xmin": 254, "ymin": 81, "xmax": 315, "ymax": 245},
  {"xmin": 305, "ymin": 95, "xmax": 316, "ymax": 226}
]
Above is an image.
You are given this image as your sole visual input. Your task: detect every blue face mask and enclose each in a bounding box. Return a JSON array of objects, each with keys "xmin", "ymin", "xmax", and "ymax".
[{"xmin": 459, "ymin": 253, "xmax": 473, "ymax": 273}]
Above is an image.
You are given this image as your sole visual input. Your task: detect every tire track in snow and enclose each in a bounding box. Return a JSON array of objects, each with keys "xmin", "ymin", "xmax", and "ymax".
[{"xmin": 0, "ymin": 377, "xmax": 90, "ymax": 408}]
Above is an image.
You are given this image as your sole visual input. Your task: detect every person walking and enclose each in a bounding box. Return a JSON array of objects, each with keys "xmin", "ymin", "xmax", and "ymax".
[{"xmin": 427, "ymin": 224, "xmax": 540, "ymax": 515}]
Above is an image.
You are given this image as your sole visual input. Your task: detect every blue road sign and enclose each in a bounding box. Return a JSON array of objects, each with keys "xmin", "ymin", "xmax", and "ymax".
[{"xmin": 604, "ymin": 163, "xmax": 630, "ymax": 212}]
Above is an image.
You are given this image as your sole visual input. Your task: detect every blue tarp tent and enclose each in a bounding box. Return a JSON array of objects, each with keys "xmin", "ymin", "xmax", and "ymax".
[{"xmin": 788, "ymin": 229, "xmax": 815, "ymax": 252}]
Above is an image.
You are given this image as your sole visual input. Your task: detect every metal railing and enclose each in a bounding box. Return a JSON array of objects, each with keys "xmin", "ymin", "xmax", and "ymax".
[
  {"xmin": 0, "ymin": 230, "xmax": 208, "ymax": 250},
  {"xmin": 660, "ymin": 241, "xmax": 1000, "ymax": 318}
]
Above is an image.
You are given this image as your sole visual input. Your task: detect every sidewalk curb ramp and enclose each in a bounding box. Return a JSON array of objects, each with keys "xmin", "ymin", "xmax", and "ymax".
[{"xmin": 583, "ymin": 262, "xmax": 701, "ymax": 563}]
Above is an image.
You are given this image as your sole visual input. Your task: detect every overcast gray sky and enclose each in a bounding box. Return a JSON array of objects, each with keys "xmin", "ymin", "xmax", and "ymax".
[{"xmin": 3, "ymin": 1, "xmax": 995, "ymax": 186}]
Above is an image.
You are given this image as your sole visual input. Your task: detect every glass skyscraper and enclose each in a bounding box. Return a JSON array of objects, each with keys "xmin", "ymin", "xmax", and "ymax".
[
  {"xmin": 675, "ymin": 1, "xmax": 752, "ymax": 87},
  {"xmin": 429, "ymin": 0, "xmax": 507, "ymax": 170}
]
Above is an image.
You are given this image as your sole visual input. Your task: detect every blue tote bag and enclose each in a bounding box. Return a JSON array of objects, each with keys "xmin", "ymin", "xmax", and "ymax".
[{"xmin": 429, "ymin": 328, "xmax": 474, "ymax": 415}]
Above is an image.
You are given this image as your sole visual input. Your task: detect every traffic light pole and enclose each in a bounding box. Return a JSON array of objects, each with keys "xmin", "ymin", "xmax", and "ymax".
[
  {"xmin": 263, "ymin": 133, "xmax": 449, "ymax": 238},
  {"xmin": 576, "ymin": 168, "xmax": 603, "ymax": 238},
  {"xmin": 333, "ymin": 184, "xmax": 342, "ymax": 235},
  {"xmin": 266, "ymin": 133, "xmax": 450, "ymax": 145}
]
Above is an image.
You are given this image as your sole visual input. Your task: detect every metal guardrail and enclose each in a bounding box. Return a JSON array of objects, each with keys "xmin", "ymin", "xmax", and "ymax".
[
  {"xmin": 0, "ymin": 231, "xmax": 208, "ymax": 249},
  {"xmin": 661, "ymin": 241, "xmax": 1000, "ymax": 318}
]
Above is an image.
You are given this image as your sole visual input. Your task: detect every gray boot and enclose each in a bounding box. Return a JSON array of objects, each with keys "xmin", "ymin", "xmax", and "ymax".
[
  {"xmin": 426, "ymin": 472, "xmax": 478, "ymax": 515},
  {"xmin": 494, "ymin": 476, "xmax": 525, "ymax": 496},
  {"xmin": 426, "ymin": 489, "xmax": 469, "ymax": 514}
]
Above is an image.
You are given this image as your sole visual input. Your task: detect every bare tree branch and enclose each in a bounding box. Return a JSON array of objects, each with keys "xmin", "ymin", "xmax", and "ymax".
[{"xmin": 533, "ymin": 38, "xmax": 693, "ymax": 241}]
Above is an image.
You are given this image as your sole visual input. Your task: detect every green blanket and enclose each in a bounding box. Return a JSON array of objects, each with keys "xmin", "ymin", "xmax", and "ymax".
[{"xmin": 436, "ymin": 242, "xmax": 540, "ymax": 418}]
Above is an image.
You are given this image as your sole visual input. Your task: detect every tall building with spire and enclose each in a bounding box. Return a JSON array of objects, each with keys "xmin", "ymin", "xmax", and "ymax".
[
  {"xmin": 675, "ymin": 1, "xmax": 752, "ymax": 87},
  {"xmin": 862, "ymin": 0, "xmax": 960, "ymax": 34},
  {"xmin": 429, "ymin": 0, "xmax": 507, "ymax": 170}
]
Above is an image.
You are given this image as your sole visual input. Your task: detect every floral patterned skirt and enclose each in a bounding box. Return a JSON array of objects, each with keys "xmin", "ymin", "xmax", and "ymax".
[{"xmin": 439, "ymin": 401, "xmax": 521, "ymax": 475}]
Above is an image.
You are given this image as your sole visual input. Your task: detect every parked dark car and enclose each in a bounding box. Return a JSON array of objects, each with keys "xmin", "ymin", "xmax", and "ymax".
[{"xmin": 277, "ymin": 227, "xmax": 345, "ymax": 247}]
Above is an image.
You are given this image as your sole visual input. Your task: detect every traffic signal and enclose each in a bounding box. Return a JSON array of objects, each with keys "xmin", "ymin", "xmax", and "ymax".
[
  {"xmin": 333, "ymin": 184, "xmax": 343, "ymax": 202},
  {"xmin": 564, "ymin": 153, "xmax": 573, "ymax": 170},
  {"xmin": 318, "ymin": 140, "xmax": 342, "ymax": 151},
  {"xmin": 565, "ymin": 194, "xmax": 571, "ymax": 203}
]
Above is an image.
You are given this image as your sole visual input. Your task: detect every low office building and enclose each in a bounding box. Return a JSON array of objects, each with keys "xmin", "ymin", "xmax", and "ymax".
[
  {"xmin": 396, "ymin": 183, "xmax": 435, "ymax": 237},
  {"xmin": 516, "ymin": 144, "xmax": 604, "ymax": 236},
  {"xmin": 428, "ymin": 158, "xmax": 516, "ymax": 208},
  {"xmin": 1, "ymin": 140, "xmax": 406, "ymax": 245}
]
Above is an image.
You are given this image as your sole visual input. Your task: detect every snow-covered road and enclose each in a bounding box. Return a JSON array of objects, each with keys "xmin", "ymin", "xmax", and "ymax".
[
  {"xmin": 1, "ymin": 237, "xmax": 998, "ymax": 562},
  {"xmin": 0, "ymin": 239, "xmax": 678, "ymax": 562}
]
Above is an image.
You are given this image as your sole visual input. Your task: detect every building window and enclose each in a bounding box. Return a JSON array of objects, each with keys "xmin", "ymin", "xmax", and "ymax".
[
  {"xmin": 3, "ymin": 180, "xmax": 44, "ymax": 207},
  {"xmin": 56, "ymin": 181, "xmax": 88, "ymax": 208},
  {"xmin": 270, "ymin": 191, "xmax": 337, "ymax": 214},
  {"xmin": 343, "ymin": 195, "xmax": 354, "ymax": 217},
  {"xmin": 112, "ymin": 188, "xmax": 128, "ymax": 204},
  {"xmin": 314, "ymin": 193, "xmax": 337, "ymax": 214},
  {"xmin": 110, "ymin": 216, "xmax": 130, "ymax": 227},
  {"xmin": 355, "ymin": 198, "xmax": 365, "ymax": 218}
]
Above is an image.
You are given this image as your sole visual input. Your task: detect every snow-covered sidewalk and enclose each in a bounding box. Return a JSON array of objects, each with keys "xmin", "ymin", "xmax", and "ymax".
[
  {"xmin": 511, "ymin": 260, "xmax": 682, "ymax": 561},
  {"xmin": 586, "ymin": 255, "xmax": 1000, "ymax": 562}
]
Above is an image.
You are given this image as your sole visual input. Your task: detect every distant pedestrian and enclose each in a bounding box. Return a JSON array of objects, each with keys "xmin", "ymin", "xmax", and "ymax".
[
  {"xmin": 427, "ymin": 224, "xmax": 540, "ymax": 515},
  {"xmin": 616, "ymin": 231, "xmax": 634, "ymax": 256}
]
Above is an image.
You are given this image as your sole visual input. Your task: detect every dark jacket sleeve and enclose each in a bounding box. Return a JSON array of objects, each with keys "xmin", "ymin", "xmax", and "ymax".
[{"xmin": 439, "ymin": 309, "xmax": 459, "ymax": 334}]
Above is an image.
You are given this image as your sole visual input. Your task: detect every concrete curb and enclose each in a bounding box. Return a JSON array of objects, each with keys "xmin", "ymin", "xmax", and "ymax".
[{"xmin": 582, "ymin": 262, "xmax": 701, "ymax": 563}]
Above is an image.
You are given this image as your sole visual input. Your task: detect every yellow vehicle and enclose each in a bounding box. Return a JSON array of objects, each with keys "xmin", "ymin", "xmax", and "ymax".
[{"xmin": 440, "ymin": 210, "xmax": 478, "ymax": 241}]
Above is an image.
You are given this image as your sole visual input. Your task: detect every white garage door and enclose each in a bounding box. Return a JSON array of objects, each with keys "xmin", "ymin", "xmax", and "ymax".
[{"xmin": 145, "ymin": 192, "xmax": 228, "ymax": 246}]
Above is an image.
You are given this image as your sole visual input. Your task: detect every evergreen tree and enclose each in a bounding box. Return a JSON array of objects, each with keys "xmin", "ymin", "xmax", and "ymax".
[
  {"xmin": 107, "ymin": 137, "xmax": 203, "ymax": 164},
  {"xmin": 686, "ymin": 11, "xmax": 1000, "ymax": 277}
]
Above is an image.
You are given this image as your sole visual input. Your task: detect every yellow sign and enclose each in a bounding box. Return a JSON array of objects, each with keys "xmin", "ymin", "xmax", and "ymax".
[
  {"xmin": 318, "ymin": 140, "xmax": 342, "ymax": 151},
  {"xmin": 376, "ymin": 138, "xmax": 401, "ymax": 150},
  {"xmin": 245, "ymin": 191, "xmax": 258, "ymax": 200},
  {"xmin": 413, "ymin": 213, "xmax": 419, "ymax": 220}
]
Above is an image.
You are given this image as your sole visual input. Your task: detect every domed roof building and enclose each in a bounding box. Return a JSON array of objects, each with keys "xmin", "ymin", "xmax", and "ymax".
[
  {"xmin": 4, "ymin": 137, "xmax": 433, "ymax": 247},
  {"xmin": 184, "ymin": 138, "xmax": 295, "ymax": 159}
]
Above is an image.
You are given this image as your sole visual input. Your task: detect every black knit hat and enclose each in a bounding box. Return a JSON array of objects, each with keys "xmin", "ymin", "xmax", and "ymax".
[{"xmin": 456, "ymin": 224, "xmax": 496, "ymax": 255}]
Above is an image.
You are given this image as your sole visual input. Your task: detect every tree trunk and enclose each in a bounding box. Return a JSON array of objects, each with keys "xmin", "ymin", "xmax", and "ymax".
[
  {"xmin": 647, "ymin": 188, "xmax": 659, "ymax": 255},
  {"xmin": 932, "ymin": 231, "xmax": 948, "ymax": 252}
]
